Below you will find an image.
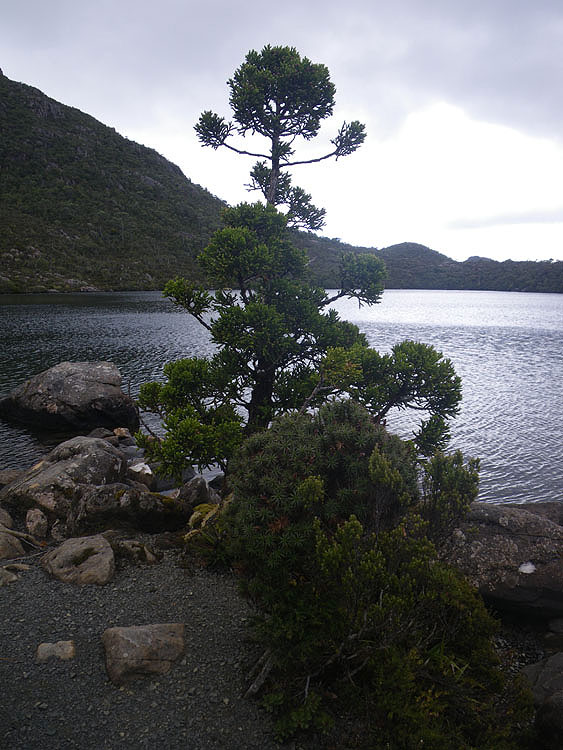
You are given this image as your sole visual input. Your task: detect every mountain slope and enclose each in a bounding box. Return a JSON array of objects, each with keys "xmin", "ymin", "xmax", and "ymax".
[{"xmin": 0, "ymin": 71, "xmax": 224, "ymax": 292}]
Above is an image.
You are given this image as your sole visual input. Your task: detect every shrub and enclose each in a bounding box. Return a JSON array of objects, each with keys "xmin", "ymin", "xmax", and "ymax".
[{"xmin": 226, "ymin": 400, "xmax": 532, "ymax": 747}]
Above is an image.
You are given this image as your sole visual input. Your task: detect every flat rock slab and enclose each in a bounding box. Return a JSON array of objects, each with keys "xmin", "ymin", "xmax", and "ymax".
[
  {"xmin": 42, "ymin": 534, "xmax": 115, "ymax": 584},
  {"xmin": 102, "ymin": 623, "xmax": 185, "ymax": 684},
  {"xmin": 0, "ymin": 361, "xmax": 139, "ymax": 432}
]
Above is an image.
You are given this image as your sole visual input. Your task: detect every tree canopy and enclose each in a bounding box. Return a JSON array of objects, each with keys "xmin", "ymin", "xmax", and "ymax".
[{"xmin": 195, "ymin": 45, "xmax": 365, "ymax": 230}]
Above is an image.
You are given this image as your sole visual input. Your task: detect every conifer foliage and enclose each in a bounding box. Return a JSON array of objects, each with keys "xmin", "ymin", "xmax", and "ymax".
[
  {"xmin": 139, "ymin": 46, "xmax": 461, "ymax": 475},
  {"xmin": 195, "ymin": 44, "xmax": 365, "ymax": 230}
]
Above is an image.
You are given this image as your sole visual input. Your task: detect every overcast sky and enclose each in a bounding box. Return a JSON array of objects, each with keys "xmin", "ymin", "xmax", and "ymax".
[{"xmin": 3, "ymin": 0, "xmax": 563, "ymax": 261}]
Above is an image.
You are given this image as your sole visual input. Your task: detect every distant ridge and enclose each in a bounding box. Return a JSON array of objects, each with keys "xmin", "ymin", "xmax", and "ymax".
[{"xmin": 1, "ymin": 71, "xmax": 562, "ymax": 293}]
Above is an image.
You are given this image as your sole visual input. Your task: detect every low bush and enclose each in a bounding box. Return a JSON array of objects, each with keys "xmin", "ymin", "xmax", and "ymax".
[{"xmin": 225, "ymin": 400, "xmax": 533, "ymax": 747}]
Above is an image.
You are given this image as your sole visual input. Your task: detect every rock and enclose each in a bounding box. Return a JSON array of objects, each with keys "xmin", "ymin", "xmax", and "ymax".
[
  {"xmin": 152, "ymin": 465, "xmax": 196, "ymax": 493},
  {"xmin": 88, "ymin": 427, "xmax": 115, "ymax": 439},
  {"xmin": 101, "ymin": 623, "xmax": 185, "ymax": 685},
  {"xmin": 126, "ymin": 461, "xmax": 155, "ymax": 490},
  {"xmin": 523, "ymin": 653, "xmax": 563, "ymax": 704},
  {"xmin": 446, "ymin": 502, "xmax": 563, "ymax": 616},
  {"xmin": 178, "ymin": 475, "xmax": 220, "ymax": 512},
  {"xmin": 36, "ymin": 640, "xmax": 76, "ymax": 663},
  {"xmin": 26, "ymin": 508, "xmax": 48, "ymax": 538},
  {"xmin": 208, "ymin": 473, "xmax": 225, "ymax": 492},
  {"xmin": 0, "ymin": 361, "xmax": 139, "ymax": 432},
  {"xmin": 0, "ymin": 530, "xmax": 24, "ymax": 560},
  {"xmin": 535, "ymin": 689, "xmax": 563, "ymax": 750},
  {"xmin": 522, "ymin": 654, "xmax": 563, "ymax": 748},
  {"xmin": 51, "ymin": 519, "xmax": 67, "ymax": 542},
  {"xmin": 0, "ymin": 505, "xmax": 13, "ymax": 528},
  {"xmin": 114, "ymin": 539, "xmax": 160, "ymax": 565},
  {"xmin": 0, "ymin": 469, "xmax": 23, "ymax": 490},
  {"xmin": 41, "ymin": 534, "xmax": 115, "ymax": 584},
  {"xmin": 548, "ymin": 618, "xmax": 563, "ymax": 634},
  {"xmin": 0, "ymin": 436, "xmax": 126, "ymax": 522},
  {"xmin": 0, "ymin": 567, "xmax": 19, "ymax": 585},
  {"xmin": 66, "ymin": 484, "xmax": 192, "ymax": 535},
  {"xmin": 113, "ymin": 427, "xmax": 136, "ymax": 446}
]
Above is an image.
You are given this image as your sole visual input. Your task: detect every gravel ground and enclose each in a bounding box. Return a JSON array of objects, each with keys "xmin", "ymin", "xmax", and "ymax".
[
  {"xmin": 0, "ymin": 545, "xmax": 285, "ymax": 750},
  {"xmin": 1, "ymin": 538, "xmax": 547, "ymax": 750}
]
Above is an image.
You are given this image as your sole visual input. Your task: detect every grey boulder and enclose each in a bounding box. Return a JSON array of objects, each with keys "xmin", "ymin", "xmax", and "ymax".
[
  {"xmin": 446, "ymin": 502, "xmax": 563, "ymax": 616},
  {"xmin": 0, "ymin": 436, "xmax": 127, "ymax": 524},
  {"xmin": 41, "ymin": 534, "xmax": 115, "ymax": 584},
  {"xmin": 102, "ymin": 623, "xmax": 185, "ymax": 684},
  {"xmin": 0, "ymin": 361, "xmax": 139, "ymax": 432}
]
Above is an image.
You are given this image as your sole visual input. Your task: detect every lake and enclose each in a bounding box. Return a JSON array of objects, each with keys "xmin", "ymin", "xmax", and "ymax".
[{"xmin": 0, "ymin": 289, "xmax": 561, "ymax": 504}]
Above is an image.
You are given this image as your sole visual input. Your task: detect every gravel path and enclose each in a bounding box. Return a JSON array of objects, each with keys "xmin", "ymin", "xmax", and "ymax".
[{"xmin": 0, "ymin": 546, "xmax": 285, "ymax": 750}]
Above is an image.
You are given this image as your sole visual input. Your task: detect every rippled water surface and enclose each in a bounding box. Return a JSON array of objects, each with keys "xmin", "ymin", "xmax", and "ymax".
[{"xmin": 1, "ymin": 289, "xmax": 561, "ymax": 503}]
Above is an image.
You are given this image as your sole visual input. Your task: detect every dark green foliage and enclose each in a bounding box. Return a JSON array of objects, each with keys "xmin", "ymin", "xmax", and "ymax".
[
  {"xmin": 228, "ymin": 401, "xmax": 471, "ymax": 600},
  {"xmin": 226, "ymin": 402, "xmax": 532, "ymax": 747},
  {"xmin": 139, "ymin": 203, "xmax": 395, "ymax": 473},
  {"xmin": 352, "ymin": 340, "xmax": 462, "ymax": 453},
  {"xmin": 420, "ymin": 450, "xmax": 480, "ymax": 543},
  {"xmin": 139, "ymin": 200, "xmax": 465, "ymax": 473},
  {"xmin": 195, "ymin": 45, "xmax": 365, "ymax": 231}
]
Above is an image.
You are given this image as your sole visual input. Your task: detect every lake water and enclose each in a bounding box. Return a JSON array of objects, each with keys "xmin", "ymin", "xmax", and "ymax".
[{"xmin": 0, "ymin": 289, "xmax": 561, "ymax": 504}]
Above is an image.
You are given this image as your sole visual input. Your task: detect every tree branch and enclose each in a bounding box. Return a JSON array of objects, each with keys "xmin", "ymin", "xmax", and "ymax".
[{"xmin": 222, "ymin": 142, "xmax": 271, "ymax": 160}]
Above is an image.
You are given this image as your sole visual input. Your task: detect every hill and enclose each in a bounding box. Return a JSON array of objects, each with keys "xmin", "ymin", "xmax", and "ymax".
[
  {"xmin": 0, "ymin": 71, "xmax": 224, "ymax": 292},
  {"xmin": 1, "ymin": 70, "xmax": 562, "ymax": 293},
  {"xmin": 296, "ymin": 236, "xmax": 563, "ymax": 293}
]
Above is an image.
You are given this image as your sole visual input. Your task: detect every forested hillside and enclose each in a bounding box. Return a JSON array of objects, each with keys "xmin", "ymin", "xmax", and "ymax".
[
  {"xmin": 0, "ymin": 71, "xmax": 224, "ymax": 292},
  {"xmin": 1, "ymin": 70, "xmax": 561, "ymax": 293}
]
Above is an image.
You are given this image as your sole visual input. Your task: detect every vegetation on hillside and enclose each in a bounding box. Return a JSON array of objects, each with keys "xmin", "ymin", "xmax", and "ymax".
[{"xmin": 0, "ymin": 71, "xmax": 224, "ymax": 292}]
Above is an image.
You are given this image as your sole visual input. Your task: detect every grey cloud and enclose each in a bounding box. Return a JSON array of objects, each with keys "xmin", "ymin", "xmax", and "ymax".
[{"xmin": 2, "ymin": 1, "xmax": 563, "ymax": 140}]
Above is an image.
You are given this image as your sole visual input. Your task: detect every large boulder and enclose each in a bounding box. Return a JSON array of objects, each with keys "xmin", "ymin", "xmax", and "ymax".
[
  {"xmin": 0, "ymin": 436, "xmax": 193, "ymax": 537},
  {"xmin": 66, "ymin": 483, "xmax": 193, "ymax": 535},
  {"xmin": 41, "ymin": 534, "xmax": 115, "ymax": 584},
  {"xmin": 522, "ymin": 653, "xmax": 563, "ymax": 748},
  {"xmin": 0, "ymin": 436, "xmax": 127, "ymax": 524},
  {"xmin": 0, "ymin": 361, "xmax": 139, "ymax": 432},
  {"xmin": 447, "ymin": 502, "xmax": 563, "ymax": 617}
]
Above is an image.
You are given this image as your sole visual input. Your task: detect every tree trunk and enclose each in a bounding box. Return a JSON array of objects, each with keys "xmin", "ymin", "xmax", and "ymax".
[
  {"xmin": 266, "ymin": 134, "xmax": 280, "ymax": 205},
  {"xmin": 246, "ymin": 367, "xmax": 275, "ymax": 435}
]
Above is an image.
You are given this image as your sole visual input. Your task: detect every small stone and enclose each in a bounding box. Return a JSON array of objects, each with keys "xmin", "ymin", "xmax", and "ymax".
[
  {"xmin": 0, "ymin": 531, "xmax": 24, "ymax": 560},
  {"xmin": 36, "ymin": 640, "xmax": 76, "ymax": 663},
  {"xmin": 26, "ymin": 508, "xmax": 49, "ymax": 538},
  {"xmin": 0, "ymin": 567, "xmax": 19, "ymax": 586},
  {"xmin": 0, "ymin": 505, "xmax": 14, "ymax": 527}
]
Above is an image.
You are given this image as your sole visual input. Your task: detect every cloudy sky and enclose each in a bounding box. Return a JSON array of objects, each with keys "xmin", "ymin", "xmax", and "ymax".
[{"xmin": 3, "ymin": 0, "xmax": 563, "ymax": 261}]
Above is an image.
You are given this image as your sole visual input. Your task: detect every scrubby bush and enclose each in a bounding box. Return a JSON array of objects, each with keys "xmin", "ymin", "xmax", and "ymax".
[{"xmin": 226, "ymin": 400, "xmax": 532, "ymax": 747}]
